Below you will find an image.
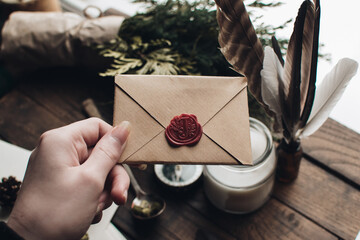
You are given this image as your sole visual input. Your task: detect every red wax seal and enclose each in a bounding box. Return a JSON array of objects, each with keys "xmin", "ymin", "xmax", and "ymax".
[{"xmin": 165, "ymin": 114, "xmax": 202, "ymax": 147}]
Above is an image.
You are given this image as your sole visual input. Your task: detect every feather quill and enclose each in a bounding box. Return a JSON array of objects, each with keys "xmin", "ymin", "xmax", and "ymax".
[
  {"xmin": 299, "ymin": 0, "xmax": 320, "ymax": 129},
  {"xmin": 215, "ymin": 0, "xmax": 264, "ymax": 103},
  {"xmin": 261, "ymin": 46, "xmax": 283, "ymax": 126},
  {"xmin": 299, "ymin": 1, "xmax": 315, "ymax": 114},
  {"xmin": 300, "ymin": 58, "xmax": 359, "ymax": 137},
  {"xmin": 280, "ymin": 0, "xmax": 315, "ymax": 141}
]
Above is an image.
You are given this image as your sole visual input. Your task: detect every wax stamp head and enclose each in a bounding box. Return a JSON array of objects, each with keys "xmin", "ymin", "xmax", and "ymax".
[{"xmin": 165, "ymin": 114, "xmax": 202, "ymax": 147}]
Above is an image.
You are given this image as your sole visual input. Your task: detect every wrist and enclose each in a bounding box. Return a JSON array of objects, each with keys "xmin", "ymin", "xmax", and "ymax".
[
  {"xmin": 0, "ymin": 221, "xmax": 24, "ymax": 240},
  {"xmin": 7, "ymin": 214, "xmax": 38, "ymax": 240}
]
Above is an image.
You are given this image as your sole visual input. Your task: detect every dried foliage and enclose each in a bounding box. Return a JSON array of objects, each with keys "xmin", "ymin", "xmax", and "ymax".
[
  {"xmin": 98, "ymin": 0, "xmax": 290, "ymax": 77},
  {"xmin": 98, "ymin": 37, "xmax": 195, "ymax": 76}
]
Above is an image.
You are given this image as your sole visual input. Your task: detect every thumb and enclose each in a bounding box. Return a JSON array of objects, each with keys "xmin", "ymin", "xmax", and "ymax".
[{"xmin": 84, "ymin": 121, "xmax": 131, "ymax": 181}]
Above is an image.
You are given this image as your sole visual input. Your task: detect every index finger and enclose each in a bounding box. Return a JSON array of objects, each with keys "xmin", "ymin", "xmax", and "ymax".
[{"xmin": 57, "ymin": 117, "xmax": 112, "ymax": 147}]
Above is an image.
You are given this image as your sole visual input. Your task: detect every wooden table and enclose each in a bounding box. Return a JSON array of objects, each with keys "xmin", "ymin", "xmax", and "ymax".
[{"xmin": 0, "ymin": 68, "xmax": 359, "ymax": 240}]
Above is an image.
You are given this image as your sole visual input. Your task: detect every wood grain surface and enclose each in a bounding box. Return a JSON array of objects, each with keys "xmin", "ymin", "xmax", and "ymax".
[
  {"xmin": 274, "ymin": 158, "xmax": 360, "ymax": 240},
  {"xmin": 0, "ymin": 90, "xmax": 63, "ymax": 149},
  {"xmin": 113, "ymin": 167, "xmax": 337, "ymax": 240},
  {"xmin": 0, "ymin": 67, "xmax": 359, "ymax": 240},
  {"xmin": 302, "ymin": 118, "xmax": 360, "ymax": 186}
]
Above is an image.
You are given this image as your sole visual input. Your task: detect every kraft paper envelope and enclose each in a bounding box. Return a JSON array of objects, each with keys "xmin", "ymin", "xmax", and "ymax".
[{"xmin": 113, "ymin": 75, "xmax": 252, "ymax": 165}]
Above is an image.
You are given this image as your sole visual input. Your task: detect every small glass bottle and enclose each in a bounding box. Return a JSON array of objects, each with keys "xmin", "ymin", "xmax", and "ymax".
[
  {"xmin": 203, "ymin": 118, "xmax": 276, "ymax": 214},
  {"xmin": 276, "ymin": 139, "xmax": 303, "ymax": 183}
]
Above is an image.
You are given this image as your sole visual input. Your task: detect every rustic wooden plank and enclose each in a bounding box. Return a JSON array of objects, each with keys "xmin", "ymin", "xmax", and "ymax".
[
  {"xmin": 113, "ymin": 167, "xmax": 337, "ymax": 240},
  {"xmin": 112, "ymin": 169, "xmax": 237, "ymax": 240},
  {"xmin": 113, "ymin": 194, "xmax": 237, "ymax": 240},
  {"xmin": 187, "ymin": 186, "xmax": 336, "ymax": 240},
  {"xmin": 0, "ymin": 89, "xmax": 65, "ymax": 149},
  {"xmin": 16, "ymin": 68, "xmax": 115, "ymax": 124},
  {"xmin": 302, "ymin": 118, "xmax": 360, "ymax": 186},
  {"xmin": 273, "ymin": 158, "xmax": 360, "ymax": 240}
]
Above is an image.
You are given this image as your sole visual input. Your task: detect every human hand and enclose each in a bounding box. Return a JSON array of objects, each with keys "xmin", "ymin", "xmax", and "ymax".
[{"xmin": 7, "ymin": 118, "xmax": 131, "ymax": 240}]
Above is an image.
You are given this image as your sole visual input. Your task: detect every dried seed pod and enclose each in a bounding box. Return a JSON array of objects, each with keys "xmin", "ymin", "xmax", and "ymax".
[{"xmin": 0, "ymin": 176, "xmax": 22, "ymax": 208}]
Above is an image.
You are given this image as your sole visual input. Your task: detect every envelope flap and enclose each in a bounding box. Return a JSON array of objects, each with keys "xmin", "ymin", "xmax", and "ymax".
[
  {"xmin": 115, "ymin": 75, "xmax": 247, "ymax": 127},
  {"xmin": 203, "ymin": 88, "xmax": 252, "ymax": 164}
]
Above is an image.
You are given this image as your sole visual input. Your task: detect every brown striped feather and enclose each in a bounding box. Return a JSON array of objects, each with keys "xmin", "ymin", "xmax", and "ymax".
[
  {"xmin": 215, "ymin": 0, "xmax": 264, "ymax": 103},
  {"xmin": 281, "ymin": 1, "xmax": 309, "ymax": 140},
  {"xmin": 299, "ymin": 0, "xmax": 320, "ymax": 130},
  {"xmin": 299, "ymin": 1, "xmax": 315, "ymax": 116}
]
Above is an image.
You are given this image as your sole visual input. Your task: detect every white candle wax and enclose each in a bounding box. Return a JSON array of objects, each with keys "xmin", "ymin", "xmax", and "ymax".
[{"xmin": 203, "ymin": 118, "xmax": 276, "ymax": 214}]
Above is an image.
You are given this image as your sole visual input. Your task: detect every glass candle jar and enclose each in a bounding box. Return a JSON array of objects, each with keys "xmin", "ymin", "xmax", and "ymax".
[{"xmin": 203, "ymin": 118, "xmax": 276, "ymax": 214}]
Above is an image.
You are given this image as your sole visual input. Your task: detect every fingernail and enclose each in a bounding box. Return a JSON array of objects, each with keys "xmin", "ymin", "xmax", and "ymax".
[
  {"xmin": 138, "ymin": 164, "xmax": 147, "ymax": 170},
  {"xmin": 111, "ymin": 121, "xmax": 131, "ymax": 145},
  {"xmin": 122, "ymin": 191, "xmax": 128, "ymax": 203},
  {"xmin": 96, "ymin": 202, "xmax": 105, "ymax": 214}
]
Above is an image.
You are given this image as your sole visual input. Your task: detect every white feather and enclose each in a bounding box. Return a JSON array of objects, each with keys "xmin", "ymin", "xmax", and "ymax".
[
  {"xmin": 300, "ymin": 58, "xmax": 359, "ymax": 137},
  {"xmin": 260, "ymin": 46, "xmax": 284, "ymax": 124}
]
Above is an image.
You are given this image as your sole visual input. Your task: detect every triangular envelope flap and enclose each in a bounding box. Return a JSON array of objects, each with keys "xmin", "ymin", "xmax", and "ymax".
[
  {"xmin": 125, "ymin": 130, "xmax": 239, "ymax": 164},
  {"xmin": 203, "ymin": 89, "xmax": 252, "ymax": 165},
  {"xmin": 115, "ymin": 75, "xmax": 247, "ymax": 127},
  {"xmin": 113, "ymin": 87, "xmax": 164, "ymax": 162}
]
